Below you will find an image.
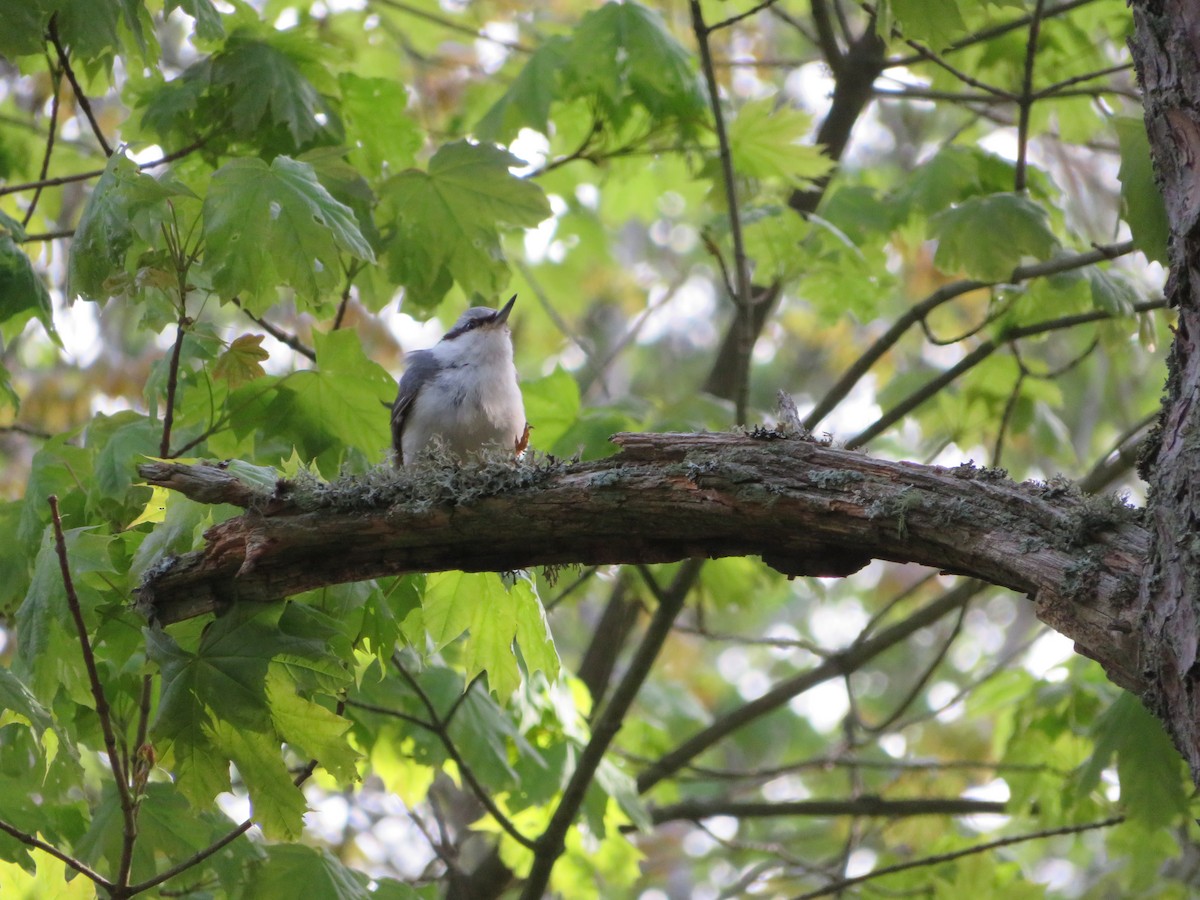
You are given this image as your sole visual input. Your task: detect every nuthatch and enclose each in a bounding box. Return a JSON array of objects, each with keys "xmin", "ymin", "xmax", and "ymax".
[{"xmin": 391, "ymin": 295, "xmax": 528, "ymax": 466}]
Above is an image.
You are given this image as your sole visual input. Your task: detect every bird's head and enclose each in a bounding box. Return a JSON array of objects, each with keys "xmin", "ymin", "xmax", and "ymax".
[{"xmin": 442, "ymin": 294, "xmax": 516, "ymax": 342}]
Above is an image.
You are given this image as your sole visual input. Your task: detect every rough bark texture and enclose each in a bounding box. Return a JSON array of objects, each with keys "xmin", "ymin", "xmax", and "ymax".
[
  {"xmin": 137, "ymin": 432, "xmax": 1148, "ymax": 692},
  {"xmin": 1130, "ymin": 1, "xmax": 1200, "ymax": 780}
]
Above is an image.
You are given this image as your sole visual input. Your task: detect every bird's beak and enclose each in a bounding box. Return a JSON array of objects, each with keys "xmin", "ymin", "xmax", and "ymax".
[{"xmin": 494, "ymin": 294, "xmax": 517, "ymax": 325}]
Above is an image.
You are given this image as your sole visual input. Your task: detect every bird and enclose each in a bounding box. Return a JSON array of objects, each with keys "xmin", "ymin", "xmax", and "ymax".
[{"xmin": 391, "ymin": 295, "xmax": 528, "ymax": 466}]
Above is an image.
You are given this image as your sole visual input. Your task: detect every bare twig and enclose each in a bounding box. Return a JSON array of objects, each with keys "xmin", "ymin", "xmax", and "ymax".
[
  {"xmin": 637, "ymin": 581, "xmax": 983, "ymax": 793},
  {"xmin": 992, "ymin": 369, "xmax": 1026, "ymax": 468},
  {"xmin": 23, "ymin": 54, "xmax": 62, "ymax": 227},
  {"xmin": 160, "ymin": 311, "xmax": 189, "ymax": 458},
  {"xmin": 847, "ymin": 298, "xmax": 1165, "ymax": 449},
  {"xmin": 1033, "ymin": 62, "xmax": 1133, "ymax": 99},
  {"xmin": 1077, "ymin": 409, "xmax": 1157, "ymax": 494},
  {"xmin": 647, "ymin": 796, "xmax": 1008, "ymax": 825},
  {"xmin": 884, "ymin": 0, "xmax": 1097, "ymax": 68},
  {"xmin": 19, "ymin": 228, "xmax": 75, "ymax": 242},
  {"xmin": 392, "ymin": 655, "xmax": 536, "ymax": 850},
  {"xmin": 691, "ymin": 0, "xmax": 755, "ymax": 425},
  {"xmin": 1015, "ymin": 0, "xmax": 1048, "ymax": 192},
  {"xmin": 794, "ymin": 816, "xmax": 1123, "ymax": 899},
  {"xmin": 231, "ymin": 298, "xmax": 316, "ymax": 362},
  {"xmin": 48, "ymin": 496, "xmax": 138, "ymax": 888},
  {"xmin": 125, "ymin": 709, "xmax": 336, "ymax": 896},
  {"xmin": 0, "ymin": 817, "xmax": 114, "ymax": 890},
  {"xmin": 710, "ymin": 0, "xmax": 784, "ymax": 32},
  {"xmin": 804, "ymin": 240, "xmax": 1136, "ymax": 431},
  {"xmin": 520, "ymin": 559, "xmax": 703, "ymax": 899},
  {"xmin": 47, "ymin": 16, "xmax": 113, "ymax": 156},
  {"xmin": 371, "ymin": 0, "xmax": 531, "ymax": 52},
  {"xmin": 0, "ymin": 136, "xmax": 209, "ymax": 199}
]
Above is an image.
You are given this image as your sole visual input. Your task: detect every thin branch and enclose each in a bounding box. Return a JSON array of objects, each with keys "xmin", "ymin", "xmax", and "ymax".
[
  {"xmin": 513, "ymin": 259, "xmax": 591, "ymax": 359},
  {"xmin": 692, "ymin": 0, "xmax": 755, "ymax": 425},
  {"xmin": 0, "ymin": 817, "xmax": 114, "ymax": 890},
  {"xmin": 0, "ymin": 423, "xmax": 52, "ymax": 439},
  {"xmin": 656, "ymin": 754, "xmax": 1073, "ymax": 782},
  {"xmin": 637, "ymin": 581, "xmax": 983, "ymax": 794},
  {"xmin": 343, "ymin": 697, "xmax": 436, "ymax": 732},
  {"xmin": 992, "ymin": 369, "xmax": 1026, "ymax": 468},
  {"xmin": 1015, "ymin": 0, "xmax": 1048, "ymax": 192},
  {"xmin": 803, "ymin": 240, "xmax": 1135, "ymax": 431},
  {"xmin": 810, "ymin": 0, "xmax": 845, "ymax": 72},
  {"xmin": 884, "ymin": 0, "xmax": 1098, "ymax": 68},
  {"xmin": 847, "ymin": 297, "xmax": 1165, "ymax": 449},
  {"xmin": 370, "ymin": 0, "xmax": 531, "ymax": 52},
  {"xmin": 48, "ymin": 496, "xmax": 138, "ymax": 888},
  {"xmin": 48, "ymin": 16, "xmax": 112, "ymax": 156},
  {"xmin": 527, "ymin": 117, "xmax": 602, "ymax": 177},
  {"xmin": 392, "ymin": 655, "xmax": 536, "ymax": 850},
  {"xmin": 1077, "ymin": 409, "xmax": 1158, "ymax": 494},
  {"xmin": 859, "ymin": 600, "xmax": 968, "ymax": 734},
  {"xmin": 793, "ymin": 816, "xmax": 1123, "ymax": 899},
  {"xmin": 576, "ymin": 576, "xmax": 642, "ymax": 711},
  {"xmin": 19, "ymin": 228, "xmax": 75, "ymax": 242},
  {"xmin": 647, "ymin": 796, "xmax": 1008, "ymax": 825},
  {"xmin": 710, "ymin": 0, "xmax": 784, "ymax": 32},
  {"xmin": 874, "ymin": 86, "xmax": 1003, "ymax": 104},
  {"xmin": 1033, "ymin": 62, "xmax": 1134, "ymax": 99},
  {"xmin": 23, "ymin": 55, "xmax": 62, "ymax": 227},
  {"xmin": 231, "ymin": 299, "xmax": 316, "ymax": 362},
  {"xmin": 125, "ymin": 713, "xmax": 333, "ymax": 895},
  {"xmin": 520, "ymin": 559, "xmax": 703, "ymax": 899},
  {"xmin": 544, "ymin": 565, "xmax": 600, "ymax": 613},
  {"xmin": 160, "ymin": 311, "xmax": 189, "ymax": 458},
  {"xmin": 0, "ymin": 136, "xmax": 208, "ymax": 199},
  {"xmin": 894, "ymin": 35, "xmax": 1014, "ymax": 99},
  {"xmin": 673, "ymin": 621, "xmax": 828, "ymax": 657}
]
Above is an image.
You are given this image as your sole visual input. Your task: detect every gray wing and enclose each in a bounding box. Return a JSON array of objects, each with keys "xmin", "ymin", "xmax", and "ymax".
[{"xmin": 391, "ymin": 350, "xmax": 439, "ymax": 462}]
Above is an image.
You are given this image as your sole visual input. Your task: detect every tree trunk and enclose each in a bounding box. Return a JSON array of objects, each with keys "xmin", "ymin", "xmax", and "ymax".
[{"xmin": 1129, "ymin": 0, "xmax": 1200, "ymax": 781}]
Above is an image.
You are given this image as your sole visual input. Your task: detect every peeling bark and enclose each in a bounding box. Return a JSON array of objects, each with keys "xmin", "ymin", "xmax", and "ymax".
[
  {"xmin": 137, "ymin": 432, "xmax": 1148, "ymax": 692},
  {"xmin": 1130, "ymin": 0, "xmax": 1200, "ymax": 780}
]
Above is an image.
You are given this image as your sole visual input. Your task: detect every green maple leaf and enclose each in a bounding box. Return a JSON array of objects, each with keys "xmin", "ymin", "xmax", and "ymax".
[
  {"xmin": 476, "ymin": 37, "xmax": 571, "ymax": 142},
  {"xmin": 265, "ymin": 667, "xmax": 359, "ymax": 781},
  {"xmin": 1077, "ymin": 693, "xmax": 1189, "ymax": 828},
  {"xmin": 886, "ymin": 0, "xmax": 967, "ymax": 49},
  {"xmin": 203, "ymin": 155, "xmax": 375, "ymax": 307},
  {"xmin": 206, "ymin": 718, "xmax": 307, "ymax": 841},
  {"xmin": 242, "ymin": 845, "xmax": 374, "ymax": 899},
  {"xmin": 423, "ymin": 573, "xmax": 557, "ymax": 699},
  {"xmin": 0, "ymin": 0, "xmax": 48, "ymax": 57},
  {"xmin": 521, "ymin": 367, "xmax": 581, "ymax": 450},
  {"xmin": 213, "ymin": 334, "xmax": 271, "ymax": 388},
  {"xmin": 337, "ymin": 73, "xmax": 421, "ymax": 176},
  {"xmin": 212, "ymin": 35, "xmax": 328, "ymax": 147},
  {"xmin": 380, "ymin": 140, "xmax": 551, "ymax": 311},
  {"xmin": 1116, "ymin": 117, "xmax": 1169, "ymax": 264},
  {"xmin": 274, "ymin": 330, "xmax": 396, "ymax": 458},
  {"xmin": 164, "ymin": 0, "xmax": 224, "ymax": 42},
  {"xmin": 68, "ymin": 152, "xmax": 197, "ymax": 302},
  {"xmin": 512, "ymin": 577, "xmax": 559, "ymax": 683},
  {"xmin": 930, "ymin": 193, "xmax": 1059, "ymax": 281},
  {"xmin": 566, "ymin": 1, "xmax": 705, "ymax": 126},
  {"xmin": 0, "ymin": 214, "xmax": 56, "ymax": 342},
  {"xmin": 728, "ymin": 98, "xmax": 834, "ymax": 184},
  {"xmin": 148, "ymin": 604, "xmax": 350, "ymax": 801}
]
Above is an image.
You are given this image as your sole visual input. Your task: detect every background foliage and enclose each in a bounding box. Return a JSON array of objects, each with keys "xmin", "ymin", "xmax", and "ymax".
[{"xmin": 0, "ymin": 0, "xmax": 1197, "ymax": 897}]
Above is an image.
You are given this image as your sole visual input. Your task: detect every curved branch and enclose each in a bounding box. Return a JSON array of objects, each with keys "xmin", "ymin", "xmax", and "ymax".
[{"xmin": 136, "ymin": 432, "xmax": 1148, "ymax": 698}]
